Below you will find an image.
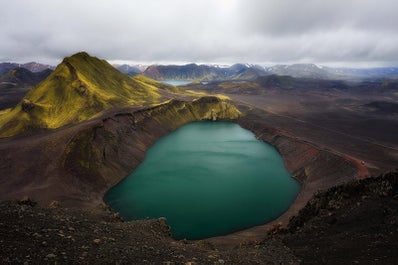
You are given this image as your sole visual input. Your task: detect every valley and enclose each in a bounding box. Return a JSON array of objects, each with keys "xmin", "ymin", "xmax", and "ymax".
[{"xmin": 0, "ymin": 52, "xmax": 397, "ymax": 263}]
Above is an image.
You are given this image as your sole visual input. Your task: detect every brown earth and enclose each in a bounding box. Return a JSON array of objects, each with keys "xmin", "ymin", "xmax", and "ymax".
[
  {"xmin": 183, "ymin": 79, "xmax": 398, "ymax": 175},
  {"xmin": 0, "ymin": 95, "xmax": 366, "ymax": 247},
  {"xmin": 1, "ymin": 171, "xmax": 397, "ymax": 264},
  {"xmin": 279, "ymin": 171, "xmax": 398, "ymax": 265},
  {"xmin": 0, "ymin": 198, "xmax": 299, "ymax": 264},
  {"xmin": 0, "ymin": 86, "xmax": 396, "ymax": 263}
]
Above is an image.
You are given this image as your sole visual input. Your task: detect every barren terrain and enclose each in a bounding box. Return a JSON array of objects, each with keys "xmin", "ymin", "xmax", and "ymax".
[
  {"xmin": 0, "ymin": 74, "xmax": 397, "ymax": 263},
  {"xmin": 184, "ymin": 78, "xmax": 398, "ymax": 174}
]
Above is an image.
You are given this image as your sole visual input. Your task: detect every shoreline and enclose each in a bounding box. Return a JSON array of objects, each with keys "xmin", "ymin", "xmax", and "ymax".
[
  {"xmin": 0, "ymin": 98, "xmax": 363, "ymax": 248},
  {"xmin": 203, "ymin": 115, "xmax": 361, "ymax": 247},
  {"xmin": 98, "ymin": 109, "xmax": 362, "ymax": 247}
]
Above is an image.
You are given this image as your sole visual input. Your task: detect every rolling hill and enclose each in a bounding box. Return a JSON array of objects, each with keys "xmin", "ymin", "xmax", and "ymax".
[
  {"xmin": 0, "ymin": 68, "xmax": 52, "ymax": 89},
  {"xmin": 0, "ymin": 52, "xmax": 171, "ymax": 138}
]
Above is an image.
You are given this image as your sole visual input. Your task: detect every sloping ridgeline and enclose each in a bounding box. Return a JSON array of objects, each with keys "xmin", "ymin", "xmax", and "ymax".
[{"xmin": 0, "ymin": 52, "xmax": 165, "ymax": 138}]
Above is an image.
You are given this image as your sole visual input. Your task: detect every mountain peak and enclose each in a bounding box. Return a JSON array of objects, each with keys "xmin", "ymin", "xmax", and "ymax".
[
  {"xmin": 0, "ymin": 52, "xmax": 164, "ymax": 138},
  {"xmin": 61, "ymin": 51, "xmax": 98, "ymax": 66},
  {"xmin": 70, "ymin": 51, "xmax": 91, "ymax": 59}
]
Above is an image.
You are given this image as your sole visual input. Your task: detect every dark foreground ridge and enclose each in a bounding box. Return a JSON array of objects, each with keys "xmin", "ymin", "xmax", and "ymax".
[
  {"xmin": 1, "ymin": 172, "xmax": 397, "ymax": 264},
  {"xmin": 0, "ymin": 200, "xmax": 298, "ymax": 264},
  {"xmin": 278, "ymin": 171, "xmax": 398, "ymax": 264}
]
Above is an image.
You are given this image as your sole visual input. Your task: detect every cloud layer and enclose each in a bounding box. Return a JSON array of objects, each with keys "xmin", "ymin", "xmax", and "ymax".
[{"xmin": 1, "ymin": 0, "xmax": 397, "ymax": 66}]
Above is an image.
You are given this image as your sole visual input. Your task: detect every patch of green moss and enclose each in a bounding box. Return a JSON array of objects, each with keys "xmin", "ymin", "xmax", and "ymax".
[{"xmin": 63, "ymin": 129, "xmax": 95, "ymax": 170}]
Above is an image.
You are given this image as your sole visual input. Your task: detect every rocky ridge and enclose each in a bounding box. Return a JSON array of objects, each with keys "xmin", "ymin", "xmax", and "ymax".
[
  {"xmin": 278, "ymin": 171, "xmax": 398, "ymax": 264},
  {"xmin": 0, "ymin": 198, "xmax": 298, "ymax": 264}
]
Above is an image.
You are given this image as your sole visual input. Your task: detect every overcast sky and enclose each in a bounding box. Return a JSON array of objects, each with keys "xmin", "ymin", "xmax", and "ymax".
[{"xmin": 1, "ymin": 0, "xmax": 398, "ymax": 67}]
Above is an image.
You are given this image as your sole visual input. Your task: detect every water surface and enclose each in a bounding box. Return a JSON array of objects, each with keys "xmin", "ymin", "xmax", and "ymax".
[
  {"xmin": 160, "ymin": 79, "xmax": 191, "ymax": 86},
  {"xmin": 105, "ymin": 122, "xmax": 299, "ymax": 239}
]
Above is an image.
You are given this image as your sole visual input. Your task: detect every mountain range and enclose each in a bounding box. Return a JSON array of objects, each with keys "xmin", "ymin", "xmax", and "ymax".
[
  {"xmin": 267, "ymin": 64, "xmax": 398, "ymax": 80},
  {"xmin": 0, "ymin": 62, "xmax": 54, "ymax": 75},
  {"xmin": 118, "ymin": 63, "xmax": 398, "ymax": 81},
  {"xmin": 139, "ymin": 63, "xmax": 266, "ymax": 81},
  {"xmin": 2, "ymin": 59, "xmax": 398, "ymax": 82}
]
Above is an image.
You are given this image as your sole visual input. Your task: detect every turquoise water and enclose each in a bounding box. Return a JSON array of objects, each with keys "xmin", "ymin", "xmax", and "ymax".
[
  {"xmin": 160, "ymin": 79, "xmax": 191, "ymax": 86},
  {"xmin": 104, "ymin": 122, "xmax": 299, "ymax": 240}
]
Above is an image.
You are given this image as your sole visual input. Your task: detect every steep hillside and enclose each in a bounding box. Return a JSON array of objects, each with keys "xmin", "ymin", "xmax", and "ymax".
[{"xmin": 0, "ymin": 52, "xmax": 169, "ymax": 138}]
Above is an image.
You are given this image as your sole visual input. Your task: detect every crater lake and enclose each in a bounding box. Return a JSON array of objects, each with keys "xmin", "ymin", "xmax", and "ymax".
[{"xmin": 104, "ymin": 121, "xmax": 300, "ymax": 240}]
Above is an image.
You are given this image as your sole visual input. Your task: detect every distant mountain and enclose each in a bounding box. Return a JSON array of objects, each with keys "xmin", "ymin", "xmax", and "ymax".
[
  {"xmin": 0, "ymin": 68, "xmax": 52, "ymax": 89},
  {"xmin": 115, "ymin": 64, "xmax": 143, "ymax": 76},
  {"xmin": 228, "ymin": 64, "xmax": 267, "ymax": 80},
  {"xmin": 324, "ymin": 66, "xmax": 398, "ymax": 80},
  {"xmin": 265, "ymin": 64, "xmax": 398, "ymax": 80},
  {"xmin": 142, "ymin": 63, "xmax": 266, "ymax": 81},
  {"xmin": 3, "ymin": 59, "xmax": 398, "ymax": 83},
  {"xmin": 20, "ymin": 62, "xmax": 55, "ymax": 73},
  {"xmin": 143, "ymin": 64, "xmax": 221, "ymax": 81},
  {"xmin": 0, "ymin": 63, "xmax": 19, "ymax": 75},
  {"xmin": 0, "ymin": 52, "xmax": 169, "ymax": 138},
  {"xmin": 0, "ymin": 62, "xmax": 54, "ymax": 75},
  {"xmin": 112, "ymin": 62, "xmax": 398, "ymax": 81},
  {"xmin": 266, "ymin": 64, "xmax": 333, "ymax": 79}
]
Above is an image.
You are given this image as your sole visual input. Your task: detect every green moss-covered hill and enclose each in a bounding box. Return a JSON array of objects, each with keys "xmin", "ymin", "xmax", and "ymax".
[{"xmin": 0, "ymin": 52, "xmax": 171, "ymax": 138}]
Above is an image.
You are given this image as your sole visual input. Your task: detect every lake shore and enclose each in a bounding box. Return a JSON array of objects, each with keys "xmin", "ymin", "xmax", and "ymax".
[{"xmin": 0, "ymin": 97, "xmax": 363, "ymax": 246}]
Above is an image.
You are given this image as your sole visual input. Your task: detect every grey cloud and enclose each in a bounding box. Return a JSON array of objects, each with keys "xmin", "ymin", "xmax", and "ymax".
[
  {"xmin": 0, "ymin": 0, "xmax": 397, "ymax": 67},
  {"xmin": 238, "ymin": 0, "xmax": 398, "ymax": 36}
]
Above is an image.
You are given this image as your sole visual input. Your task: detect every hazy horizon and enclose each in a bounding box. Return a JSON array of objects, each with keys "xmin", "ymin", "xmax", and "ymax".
[{"xmin": 2, "ymin": 55, "xmax": 398, "ymax": 70}]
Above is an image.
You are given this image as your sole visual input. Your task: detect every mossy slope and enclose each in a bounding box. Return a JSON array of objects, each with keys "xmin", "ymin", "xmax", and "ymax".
[{"xmin": 0, "ymin": 52, "xmax": 164, "ymax": 138}]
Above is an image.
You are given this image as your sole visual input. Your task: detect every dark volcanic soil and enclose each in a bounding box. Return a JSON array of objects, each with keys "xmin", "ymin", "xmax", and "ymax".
[
  {"xmin": 1, "ymin": 172, "xmax": 397, "ymax": 264},
  {"xmin": 278, "ymin": 171, "xmax": 398, "ymax": 265},
  {"xmin": 0, "ymin": 199, "xmax": 298, "ymax": 264},
  {"xmin": 184, "ymin": 79, "xmax": 398, "ymax": 175},
  {"xmin": 0, "ymin": 95, "xmax": 376, "ymax": 248},
  {"xmin": 1, "ymin": 77, "xmax": 397, "ymax": 263}
]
